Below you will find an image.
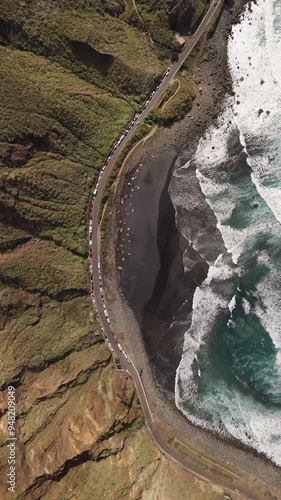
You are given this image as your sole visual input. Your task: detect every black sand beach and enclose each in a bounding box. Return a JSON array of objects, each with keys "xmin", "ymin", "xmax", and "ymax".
[
  {"xmin": 116, "ymin": 152, "xmax": 176, "ymax": 326},
  {"xmin": 106, "ymin": 0, "xmax": 281, "ymax": 491},
  {"xmin": 115, "ymin": 0, "xmax": 247, "ymax": 394}
]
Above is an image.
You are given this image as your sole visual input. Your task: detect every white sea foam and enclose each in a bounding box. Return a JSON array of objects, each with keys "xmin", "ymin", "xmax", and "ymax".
[
  {"xmin": 195, "ymin": 104, "xmax": 234, "ymax": 168},
  {"xmin": 170, "ymin": 162, "xmax": 226, "ymax": 265},
  {"xmin": 228, "ymin": 0, "xmax": 281, "ymax": 228},
  {"xmin": 176, "ymin": 370, "xmax": 281, "ymax": 466},
  {"xmin": 251, "ymin": 171, "xmax": 281, "ymax": 225},
  {"xmin": 255, "ymin": 263, "xmax": 281, "ymax": 370},
  {"xmin": 175, "ymin": 0, "xmax": 281, "ymax": 466},
  {"xmin": 206, "ymin": 258, "xmax": 240, "ymax": 282},
  {"xmin": 195, "ymin": 169, "xmax": 237, "ymax": 221},
  {"xmin": 242, "ymin": 298, "xmax": 251, "ymax": 315},
  {"xmin": 254, "ymin": 252, "xmax": 281, "ymax": 367},
  {"xmin": 176, "ymin": 271, "xmax": 229, "ymax": 400},
  {"xmin": 228, "ymin": 295, "xmax": 236, "ymax": 316},
  {"xmin": 195, "ymin": 117, "xmax": 274, "ymax": 264}
]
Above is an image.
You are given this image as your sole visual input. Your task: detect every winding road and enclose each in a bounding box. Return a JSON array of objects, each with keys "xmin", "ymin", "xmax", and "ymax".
[{"xmin": 90, "ymin": 1, "xmax": 261, "ymax": 498}]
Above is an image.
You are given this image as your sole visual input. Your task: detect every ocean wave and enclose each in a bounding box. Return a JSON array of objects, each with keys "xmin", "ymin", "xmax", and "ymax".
[
  {"xmin": 174, "ymin": 0, "xmax": 281, "ymax": 466},
  {"xmin": 169, "ymin": 156, "xmax": 225, "ymax": 265},
  {"xmin": 176, "ymin": 369, "xmax": 281, "ymax": 466},
  {"xmin": 255, "ymin": 257, "xmax": 281, "ymax": 370},
  {"xmin": 228, "ymin": 0, "xmax": 281, "ymax": 228},
  {"xmin": 241, "ymin": 297, "xmax": 251, "ymax": 315}
]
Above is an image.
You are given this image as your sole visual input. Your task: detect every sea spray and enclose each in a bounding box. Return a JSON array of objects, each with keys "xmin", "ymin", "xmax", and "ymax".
[{"xmin": 173, "ymin": 0, "xmax": 281, "ymax": 465}]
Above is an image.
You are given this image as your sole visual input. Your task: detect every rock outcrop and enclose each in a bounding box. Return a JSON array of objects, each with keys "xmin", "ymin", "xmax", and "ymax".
[{"xmin": 163, "ymin": 0, "xmax": 209, "ymax": 34}]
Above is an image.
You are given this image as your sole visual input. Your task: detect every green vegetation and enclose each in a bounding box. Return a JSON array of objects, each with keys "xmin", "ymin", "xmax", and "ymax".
[
  {"xmin": 167, "ymin": 435, "xmax": 175, "ymax": 445},
  {"xmin": 0, "ymin": 2, "xmax": 276, "ymax": 498},
  {"xmin": 0, "ymin": 0, "xmax": 164, "ymax": 99},
  {"xmin": 0, "ymin": 285, "xmax": 100, "ymax": 385},
  {"xmin": 133, "ymin": 0, "xmax": 178, "ymax": 51},
  {"xmin": 158, "ymin": 80, "xmax": 179, "ymax": 108},
  {"xmin": 0, "ymin": 239, "xmax": 87, "ymax": 297},
  {"xmin": 115, "ymin": 122, "xmax": 152, "ymax": 170},
  {"xmin": 152, "ymin": 72, "xmax": 196, "ymax": 125},
  {"xmin": 99, "ymin": 121, "xmax": 152, "ymax": 260},
  {"xmin": 0, "ymin": 0, "xmax": 173, "ymax": 399},
  {"xmin": 99, "ymin": 121, "xmax": 151, "ymax": 223}
]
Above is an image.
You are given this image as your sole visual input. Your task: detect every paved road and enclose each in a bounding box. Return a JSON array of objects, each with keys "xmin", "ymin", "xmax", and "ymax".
[{"xmin": 90, "ymin": 1, "xmax": 261, "ymax": 498}]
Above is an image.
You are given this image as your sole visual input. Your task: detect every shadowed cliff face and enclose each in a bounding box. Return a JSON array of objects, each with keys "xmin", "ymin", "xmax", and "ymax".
[{"xmin": 163, "ymin": 0, "xmax": 209, "ymax": 34}]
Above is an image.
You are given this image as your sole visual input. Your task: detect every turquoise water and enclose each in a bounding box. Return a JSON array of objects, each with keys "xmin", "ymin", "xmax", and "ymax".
[{"xmin": 174, "ymin": 0, "xmax": 281, "ymax": 465}]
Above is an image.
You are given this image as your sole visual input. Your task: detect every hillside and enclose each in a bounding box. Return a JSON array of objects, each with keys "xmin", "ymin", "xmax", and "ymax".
[
  {"xmin": 133, "ymin": 0, "xmax": 209, "ymax": 42},
  {"xmin": 0, "ymin": 0, "xmax": 221, "ymax": 498},
  {"xmin": 164, "ymin": 0, "xmax": 209, "ymax": 33}
]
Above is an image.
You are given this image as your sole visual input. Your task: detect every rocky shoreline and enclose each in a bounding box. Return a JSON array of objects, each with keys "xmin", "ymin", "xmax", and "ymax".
[{"xmin": 106, "ymin": 0, "xmax": 281, "ymax": 491}]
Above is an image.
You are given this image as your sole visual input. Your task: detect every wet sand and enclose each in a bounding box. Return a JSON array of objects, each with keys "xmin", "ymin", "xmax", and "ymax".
[{"xmin": 116, "ymin": 152, "xmax": 176, "ymax": 326}]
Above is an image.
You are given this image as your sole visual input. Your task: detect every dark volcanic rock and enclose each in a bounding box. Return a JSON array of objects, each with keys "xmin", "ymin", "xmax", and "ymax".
[{"xmin": 163, "ymin": 0, "xmax": 209, "ymax": 34}]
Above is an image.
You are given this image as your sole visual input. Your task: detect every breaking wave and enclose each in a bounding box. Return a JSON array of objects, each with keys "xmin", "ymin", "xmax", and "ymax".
[{"xmin": 172, "ymin": 0, "xmax": 281, "ymax": 465}]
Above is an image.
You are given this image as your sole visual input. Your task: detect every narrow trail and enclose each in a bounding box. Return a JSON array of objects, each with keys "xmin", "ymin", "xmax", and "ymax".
[
  {"xmin": 162, "ymin": 78, "xmax": 181, "ymax": 109},
  {"xmin": 132, "ymin": 0, "xmax": 155, "ymax": 45}
]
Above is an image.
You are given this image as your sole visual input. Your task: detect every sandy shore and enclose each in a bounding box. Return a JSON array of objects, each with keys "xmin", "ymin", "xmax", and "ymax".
[{"xmin": 106, "ymin": 0, "xmax": 281, "ymax": 491}]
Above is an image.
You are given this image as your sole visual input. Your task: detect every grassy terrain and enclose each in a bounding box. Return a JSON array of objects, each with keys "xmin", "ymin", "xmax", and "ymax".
[
  {"xmin": 0, "ymin": 1, "xmax": 234, "ymax": 498},
  {"xmin": 0, "ymin": 0, "xmax": 169, "ymax": 397},
  {"xmin": 99, "ymin": 121, "xmax": 152, "ymax": 261},
  {"xmin": 0, "ymin": 0, "xmax": 176, "ymax": 495},
  {"xmin": 133, "ymin": 0, "xmax": 209, "ymax": 51},
  {"xmin": 0, "ymin": 0, "xmax": 164, "ymax": 99},
  {"xmin": 134, "ymin": 0, "xmax": 179, "ymax": 51},
  {"xmin": 152, "ymin": 71, "xmax": 196, "ymax": 125}
]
